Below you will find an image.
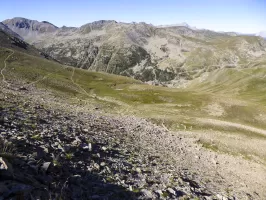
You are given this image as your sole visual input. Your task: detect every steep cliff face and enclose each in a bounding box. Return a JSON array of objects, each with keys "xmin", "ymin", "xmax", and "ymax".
[{"xmin": 3, "ymin": 18, "xmax": 266, "ymax": 84}]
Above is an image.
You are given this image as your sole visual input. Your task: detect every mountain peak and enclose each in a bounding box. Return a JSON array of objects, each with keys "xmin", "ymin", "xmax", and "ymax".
[
  {"xmin": 2, "ymin": 17, "xmax": 58, "ymax": 42},
  {"xmin": 2, "ymin": 17, "xmax": 58, "ymax": 31},
  {"xmin": 79, "ymin": 20, "xmax": 117, "ymax": 33}
]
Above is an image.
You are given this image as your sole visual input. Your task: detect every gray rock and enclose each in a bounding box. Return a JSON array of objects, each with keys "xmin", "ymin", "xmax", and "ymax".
[
  {"xmin": 141, "ymin": 189, "xmax": 154, "ymax": 199},
  {"xmin": 41, "ymin": 162, "xmax": 51, "ymax": 173},
  {"xmin": 216, "ymin": 194, "xmax": 228, "ymax": 200},
  {"xmin": 0, "ymin": 157, "xmax": 8, "ymax": 170},
  {"xmin": 36, "ymin": 147, "xmax": 47, "ymax": 159},
  {"xmin": 101, "ymin": 146, "xmax": 107, "ymax": 151},
  {"xmin": 154, "ymin": 189, "xmax": 163, "ymax": 197},
  {"xmin": 83, "ymin": 129, "xmax": 89, "ymax": 133},
  {"xmin": 167, "ymin": 187, "xmax": 176, "ymax": 195},
  {"xmin": 135, "ymin": 167, "xmax": 142, "ymax": 173},
  {"xmin": 88, "ymin": 143, "xmax": 92, "ymax": 151},
  {"xmin": 93, "ymin": 163, "xmax": 100, "ymax": 170}
]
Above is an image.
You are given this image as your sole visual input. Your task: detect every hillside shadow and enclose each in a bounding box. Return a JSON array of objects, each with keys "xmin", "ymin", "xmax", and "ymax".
[
  {"xmin": 0, "ymin": 102, "xmax": 140, "ymax": 200},
  {"xmin": 0, "ymin": 137, "xmax": 140, "ymax": 200}
]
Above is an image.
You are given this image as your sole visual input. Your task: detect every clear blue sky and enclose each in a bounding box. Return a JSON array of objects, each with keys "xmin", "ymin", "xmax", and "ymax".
[{"xmin": 1, "ymin": 0, "xmax": 265, "ymax": 33}]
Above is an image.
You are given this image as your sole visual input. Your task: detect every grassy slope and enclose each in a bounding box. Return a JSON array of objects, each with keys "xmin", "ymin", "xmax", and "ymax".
[{"xmin": 1, "ymin": 47, "xmax": 266, "ymax": 164}]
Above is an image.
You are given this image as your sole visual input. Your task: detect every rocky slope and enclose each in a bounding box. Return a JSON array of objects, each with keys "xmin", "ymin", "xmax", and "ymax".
[
  {"xmin": 3, "ymin": 17, "xmax": 266, "ymax": 84},
  {"xmin": 0, "ymin": 22, "xmax": 23, "ymax": 40},
  {"xmin": 1, "ymin": 77, "xmax": 266, "ymax": 200}
]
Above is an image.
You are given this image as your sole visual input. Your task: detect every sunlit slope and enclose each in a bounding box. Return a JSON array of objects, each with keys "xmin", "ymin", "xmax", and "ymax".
[
  {"xmin": 1, "ymin": 48, "xmax": 266, "ymax": 128},
  {"xmin": 187, "ymin": 62, "xmax": 266, "ymax": 103},
  {"xmin": 2, "ymin": 47, "xmax": 266, "ymax": 164},
  {"xmin": 0, "ymin": 48, "xmax": 207, "ymax": 108}
]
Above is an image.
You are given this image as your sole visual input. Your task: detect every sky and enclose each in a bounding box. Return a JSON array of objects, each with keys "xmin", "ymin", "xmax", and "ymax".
[{"xmin": 1, "ymin": 0, "xmax": 265, "ymax": 34}]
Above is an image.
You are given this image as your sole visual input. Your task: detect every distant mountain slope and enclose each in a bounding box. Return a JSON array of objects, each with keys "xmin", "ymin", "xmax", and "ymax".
[
  {"xmin": 3, "ymin": 17, "xmax": 58, "ymax": 42},
  {"xmin": 0, "ymin": 25, "xmax": 52, "ymax": 59},
  {"xmin": 0, "ymin": 22, "xmax": 23, "ymax": 40},
  {"xmin": 3, "ymin": 17, "xmax": 266, "ymax": 84}
]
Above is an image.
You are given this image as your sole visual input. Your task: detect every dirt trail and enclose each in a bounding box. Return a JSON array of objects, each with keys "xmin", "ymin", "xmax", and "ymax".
[
  {"xmin": 197, "ymin": 118, "xmax": 266, "ymax": 136},
  {"xmin": 70, "ymin": 67, "xmax": 130, "ymax": 107},
  {"xmin": 24, "ymin": 65, "xmax": 70, "ymax": 88},
  {"xmin": 1, "ymin": 49, "xmax": 14, "ymax": 86},
  {"xmin": 70, "ymin": 67, "xmax": 92, "ymax": 97}
]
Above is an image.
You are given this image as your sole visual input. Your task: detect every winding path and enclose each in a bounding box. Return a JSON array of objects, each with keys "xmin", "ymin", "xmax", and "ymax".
[
  {"xmin": 70, "ymin": 67, "xmax": 92, "ymax": 97},
  {"xmin": 1, "ymin": 49, "xmax": 14, "ymax": 86}
]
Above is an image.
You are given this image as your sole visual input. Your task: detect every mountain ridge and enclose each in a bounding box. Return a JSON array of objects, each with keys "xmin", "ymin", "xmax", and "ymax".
[
  {"xmin": 0, "ymin": 22, "xmax": 24, "ymax": 40},
  {"xmin": 2, "ymin": 17, "xmax": 266, "ymax": 85}
]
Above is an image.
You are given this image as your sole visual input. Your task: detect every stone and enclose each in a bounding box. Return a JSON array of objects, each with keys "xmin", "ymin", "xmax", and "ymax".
[
  {"xmin": 93, "ymin": 163, "xmax": 100, "ymax": 170},
  {"xmin": 0, "ymin": 157, "xmax": 8, "ymax": 170},
  {"xmin": 82, "ymin": 143, "xmax": 92, "ymax": 151},
  {"xmin": 36, "ymin": 147, "xmax": 47, "ymax": 159},
  {"xmin": 41, "ymin": 162, "xmax": 51, "ymax": 173},
  {"xmin": 136, "ymin": 167, "xmax": 142, "ymax": 173},
  {"xmin": 88, "ymin": 143, "xmax": 92, "ymax": 151},
  {"xmin": 154, "ymin": 190, "xmax": 163, "ymax": 197},
  {"xmin": 19, "ymin": 86, "xmax": 27, "ymax": 91},
  {"xmin": 167, "ymin": 188, "xmax": 176, "ymax": 195},
  {"xmin": 83, "ymin": 129, "xmax": 89, "ymax": 133},
  {"xmin": 141, "ymin": 189, "xmax": 154, "ymax": 199},
  {"xmin": 101, "ymin": 146, "xmax": 107, "ymax": 151},
  {"xmin": 216, "ymin": 194, "xmax": 228, "ymax": 200},
  {"xmin": 63, "ymin": 145, "xmax": 71, "ymax": 152}
]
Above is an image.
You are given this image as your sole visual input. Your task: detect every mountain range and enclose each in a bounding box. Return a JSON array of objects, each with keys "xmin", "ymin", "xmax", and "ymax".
[
  {"xmin": 1, "ymin": 17, "xmax": 266, "ymax": 200},
  {"xmin": 1, "ymin": 17, "xmax": 266, "ymax": 85}
]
